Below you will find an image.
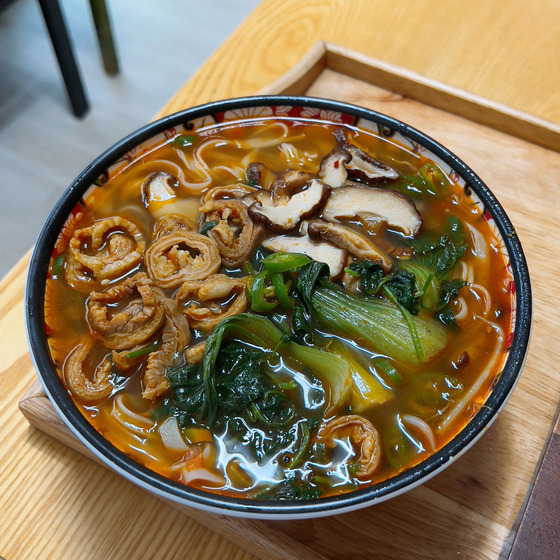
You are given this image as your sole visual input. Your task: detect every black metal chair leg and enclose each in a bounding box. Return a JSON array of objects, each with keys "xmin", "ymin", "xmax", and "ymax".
[
  {"xmin": 37, "ymin": 0, "xmax": 89, "ymax": 117},
  {"xmin": 88, "ymin": 0, "xmax": 119, "ymax": 75}
]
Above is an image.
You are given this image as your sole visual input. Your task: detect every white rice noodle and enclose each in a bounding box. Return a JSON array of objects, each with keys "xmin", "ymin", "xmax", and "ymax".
[
  {"xmin": 466, "ymin": 223, "xmax": 488, "ymax": 261},
  {"xmin": 469, "ymin": 283, "xmax": 492, "ymax": 316},
  {"xmin": 240, "ymin": 122, "xmax": 298, "ymax": 149},
  {"xmin": 438, "ymin": 316, "xmax": 505, "ymax": 433},
  {"xmin": 456, "ymin": 261, "xmax": 475, "ymax": 284},
  {"xmin": 176, "ymin": 137, "xmax": 243, "ymax": 192},
  {"xmin": 111, "ymin": 394, "xmax": 155, "ymax": 435},
  {"xmin": 170, "ymin": 442, "xmax": 226, "ymax": 486},
  {"xmin": 175, "ymin": 149, "xmax": 213, "ymax": 192},
  {"xmin": 180, "ymin": 468, "xmax": 226, "ymax": 486},
  {"xmin": 147, "ymin": 158, "xmax": 210, "ymax": 196},
  {"xmin": 210, "ymin": 165, "xmax": 245, "ymax": 182},
  {"xmin": 402, "ymin": 415, "xmax": 436, "ymax": 451},
  {"xmin": 452, "ymin": 296, "xmax": 468, "ymax": 322},
  {"xmin": 158, "ymin": 416, "xmax": 190, "ymax": 452},
  {"xmin": 278, "ymin": 142, "xmax": 301, "ymax": 166}
]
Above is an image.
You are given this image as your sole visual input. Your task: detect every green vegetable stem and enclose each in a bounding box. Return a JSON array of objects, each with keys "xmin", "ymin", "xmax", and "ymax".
[{"xmin": 294, "ymin": 261, "xmax": 448, "ymax": 366}]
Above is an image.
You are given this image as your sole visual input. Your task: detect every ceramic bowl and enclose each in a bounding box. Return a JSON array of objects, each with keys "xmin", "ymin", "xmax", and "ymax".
[{"xmin": 25, "ymin": 96, "xmax": 531, "ymax": 519}]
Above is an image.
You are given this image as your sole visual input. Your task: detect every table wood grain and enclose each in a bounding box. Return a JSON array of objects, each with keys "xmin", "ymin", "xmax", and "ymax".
[{"xmin": 2, "ymin": 1, "xmax": 560, "ymax": 559}]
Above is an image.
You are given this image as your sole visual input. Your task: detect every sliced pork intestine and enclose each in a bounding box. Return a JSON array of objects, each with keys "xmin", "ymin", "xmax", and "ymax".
[
  {"xmin": 65, "ymin": 216, "xmax": 145, "ymax": 292},
  {"xmin": 63, "ymin": 343, "xmax": 113, "ymax": 402},
  {"xmin": 86, "ymin": 272, "xmax": 165, "ymax": 350},
  {"xmin": 152, "ymin": 213, "xmax": 194, "ymax": 240},
  {"xmin": 199, "ymin": 199, "xmax": 263, "ymax": 268},
  {"xmin": 175, "ymin": 274, "xmax": 248, "ymax": 332},
  {"xmin": 144, "ymin": 230, "xmax": 221, "ymax": 289},
  {"xmin": 142, "ymin": 297, "xmax": 191, "ymax": 401},
  {"xmin": 317, "ymin": 414, "xmax": 382, "ymax": 478}
]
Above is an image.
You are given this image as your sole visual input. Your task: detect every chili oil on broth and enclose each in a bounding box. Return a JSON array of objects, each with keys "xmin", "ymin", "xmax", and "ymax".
[{"xmin": 44, "ymin": 116, "xmax": 515, "ymax": 499}]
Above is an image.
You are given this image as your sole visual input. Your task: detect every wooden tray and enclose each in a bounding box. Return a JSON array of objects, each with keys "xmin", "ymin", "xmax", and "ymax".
[{"xmin": 19, "ymin": 42, "xmax": 560, "ymax": 560}]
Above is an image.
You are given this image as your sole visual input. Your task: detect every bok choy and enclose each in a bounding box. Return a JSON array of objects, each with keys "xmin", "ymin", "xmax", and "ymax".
[{"xmin": 294, "ymin": 261, "xmax": 448, "ymax": 366}]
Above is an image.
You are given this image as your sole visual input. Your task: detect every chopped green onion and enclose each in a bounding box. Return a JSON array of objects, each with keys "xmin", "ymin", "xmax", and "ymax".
[
  {"xmin": 51, "ymin": 253, "xmax": 67, "ymax": 277},
  {"xmin": 173, "ymin": 134, "xmax": 196, "ymax": 148},
  {"xmin": 277, "ymin": 379, "xmax": 298, "ymax": 391},
  {"xmin": 343, "ymin": 266, "xmax": 361, "ymax": 278},
  {"xmin": 125, "ymin": 341, "xmax": 160, "ymax": 359}
]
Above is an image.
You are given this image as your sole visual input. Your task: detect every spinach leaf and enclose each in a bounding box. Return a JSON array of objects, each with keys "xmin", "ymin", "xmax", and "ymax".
[
  {"xmin": 385, "ymin": 271, "xmax": 419, "ymax": 315},
  {"xmin": 347, "ymin": 260, "xmax": 419, "ymax": 314},
  {"xmin": 413, "ymin": 215, "xmax": 468, "ymax": 280},
  {"xmin": 347, "ymin": 260, "xmax": 384, "ymax": 295}
]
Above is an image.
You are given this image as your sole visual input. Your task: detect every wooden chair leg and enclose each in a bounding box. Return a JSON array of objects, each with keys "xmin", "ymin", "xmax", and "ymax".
[
  {"xmin": 37, "ymin": 0, "xmax": 89, "ymax": 117},
  {"xmin": 88, "ymin": 0, "xmax": 119, "ymax": 75}
]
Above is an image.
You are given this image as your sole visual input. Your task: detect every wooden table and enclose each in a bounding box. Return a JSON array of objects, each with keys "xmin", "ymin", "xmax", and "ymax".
[{"xmin": 2, "ymin": 1, "xmax": 559, "ymax": 559}]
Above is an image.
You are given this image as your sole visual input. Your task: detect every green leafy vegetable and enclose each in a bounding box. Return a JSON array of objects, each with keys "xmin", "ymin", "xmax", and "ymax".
[
  {"xmin": 328, "ymin": 340, "xmax": 393, "ymax": 413},
  {"xmin": 347, "ymin": 260, "xmax": 385, "ymax": 295},
  {"xmin": 413, "ymin": 215, "xmax": 467, "ymax": 280},
  {"xmin": 348, "ymin": 260, "xmax": 419, "ymax": 314},
  {"xmin": 399, "ymin": 215, "xmax": 469, "ymax": 324},
  {"xmin": 189, "ymin": 313, "xmax": 352, "ymax": 424},
  {"xmin": 294, "ymin": 262, "xmax": 448, "ymax": 366},
  {"xmin": 393, "ymin": 162, "xmax": 451, "ymax": 200}
]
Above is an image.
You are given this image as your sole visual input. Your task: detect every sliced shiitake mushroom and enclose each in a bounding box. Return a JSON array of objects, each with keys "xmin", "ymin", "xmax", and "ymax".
[
  {"xmin": 262, "ymin": 233, "xmax": 347, "ymax": 279},
  {"xmin": 307, "ymin": 220, "xmax": 392, "ymax": 271},
  {"xmin": 317, "ymin": 147, "xmax": 351, "ymax": 188},
  {"xmin": 248, "ymin": 178, "xmax": 331, "ymax": 233},
  {"xmin": 271, "ymin": 170, "xmax": 315, "ymax": 204},
  {"xmin": 333, "ymin": 129, "xmax": 400, "ymax": 183},
  {"xmin": 142, "ymin": 172, "xmax": 179, "ymax": 203},
  {"xmin": 322, "ymin": 184, "xmax": 423, "ymax": 237}
]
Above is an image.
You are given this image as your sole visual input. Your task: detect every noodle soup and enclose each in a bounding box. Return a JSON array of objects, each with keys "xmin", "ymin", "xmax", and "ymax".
[{"xmin": 44, "ymin": 109, "xmax": 515, "ymax": 502}]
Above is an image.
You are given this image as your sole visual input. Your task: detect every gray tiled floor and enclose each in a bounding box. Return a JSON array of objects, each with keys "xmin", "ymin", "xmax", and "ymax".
[{"xmin": 0, "ymin": 0, "xmax": 261, "ymax": 280}]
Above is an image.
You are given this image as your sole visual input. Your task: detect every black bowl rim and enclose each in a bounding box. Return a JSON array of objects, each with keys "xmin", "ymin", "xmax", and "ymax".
[{"xmin": 25, "ymin": 95, "xmax": 532, "ymax": 519}]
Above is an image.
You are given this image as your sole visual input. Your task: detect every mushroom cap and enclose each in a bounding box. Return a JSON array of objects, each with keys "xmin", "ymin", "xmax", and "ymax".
[
  {"xmin": 322, "ymin": 184, "xmax": 423, "ymax": 237},
  {"xmin": 248, "ymin": 178, "xmax": 331, "ymax": 233},
  {"xmin": 262, "ymin": 233, "xmax": 347, "ymax": 279},
  {"xmin": 345, "ymin": 144, "xmax": 400, "ymax": 183},
  {"xmin": 142, "ymin": 172, "xmax": 178, "ymax": 203},
  {"xmin": 307, "ymin": 219, "xmax": 392, "ymax": 271},
  {"xmin": 317, "ymin": 148, "xmax": 351, "ymax": 188}
]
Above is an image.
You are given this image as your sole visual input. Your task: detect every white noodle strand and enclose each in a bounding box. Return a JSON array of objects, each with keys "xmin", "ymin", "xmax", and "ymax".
[
  {"xmin": 438, "ymin": 316, "xmax": 505, "ymax": 432},
  {"xmin": 402, "ymin": 415, "xmax": 436, "ymax": 451},
  {"xmin": 111, "ymin": 394, "xmax": 155, "ymax": 435},
  {"xmin": 466, "ymin": 223, "xmax": 489, "ymax": 260}
]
